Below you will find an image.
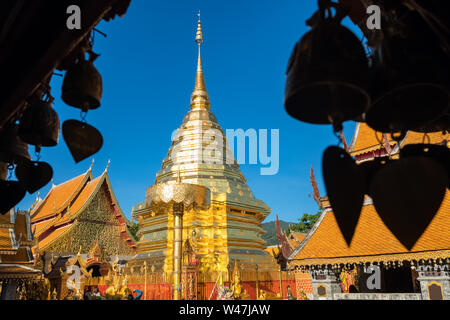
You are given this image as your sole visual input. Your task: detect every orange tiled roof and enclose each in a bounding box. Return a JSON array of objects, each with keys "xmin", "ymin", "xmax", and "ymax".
[
  {"xmin": 265, "ymin": 245, "xmax": 280, "ymax": 256},
  {"xmin": 0, "ymin": 228, "xmax": 13, "ymax": 252},
  {"xmin": 32, "ymin": 167, "xmax": 136, "ymax": 252},
  {"xmin": 38, "ymin": 224, "xmax": 74, "ymax": 250},
  {"xmin": 0, "ymin": 264, "xmax": 41, "ymax": 278},
  {"xmin": 349, "ymin": 123, "xmax": 449, "ymax": 157},
  {"xmin": 289, "ymin": 190, "xmax": 450, "ymax": 267},
  {"xmin": 54, "ymin": 176, "xmax": 103, "ymax": 227},
  {"xmin": 1, "ymin": 247, "xmax": 33, "ymax": 264},
  {"xmin": 289, "ymin": 232, "xmax": 306, "ymax": 247},
  {"xmin": 403, "ymin": 131, "xmax": 449, "ymax": 146},
  {"xmin": 31, "ymin": 171, "xmax": 91, "ymax": 222},
  {"xmin": 0, "ymin": 212, "xmax": 12, "ymax": 225},
  {"xmin": 32, "ymin": 173, "xmax": 102, "ymax": 239},
  {"xmin": 34, "ymin": 176, "xmax": 103, "ymax": 250}
]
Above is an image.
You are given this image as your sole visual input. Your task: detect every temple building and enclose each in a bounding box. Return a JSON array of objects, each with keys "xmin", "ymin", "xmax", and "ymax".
[
  {"xmin": 288, "ymin": 124, "xmax": 450, "ymax": 300},
  {"xmin": 130, "ymin": 15, "xmax": 276, "ymax": 273},
  {"xmin": 0, "ymin": 208, "xmax": 41, "ymax": 299},
  {"xmin": 30, "ymin": 162, "xmax": 137, "ymax": 273}
]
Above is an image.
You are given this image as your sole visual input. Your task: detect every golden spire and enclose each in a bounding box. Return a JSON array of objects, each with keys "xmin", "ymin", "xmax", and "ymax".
[{"xmin": 190, "ymin": 11, "xmax": 210, "ymax": 110}]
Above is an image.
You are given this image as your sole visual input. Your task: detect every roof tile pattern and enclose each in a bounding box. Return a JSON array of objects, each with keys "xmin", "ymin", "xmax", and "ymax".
[
  {"xmin": 290, "ymin": 190, "xmax": 450, "ymax": 266},
  {"xmin": 31, "ymin": 172, "xmax": 89, "ymax": 222},
  {"xmin": 31, "ymin": 167, "xmax": 136, "ymax": 252},
  {"xmin": 350, "ymin": 123, "xmax": 449, "ymax": 156}
]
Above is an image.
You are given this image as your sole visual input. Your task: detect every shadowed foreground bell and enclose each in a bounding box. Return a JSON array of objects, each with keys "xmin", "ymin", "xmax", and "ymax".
[
  {"xmin": 322, "ymin": 146, "xmax": 365, "ymax": 246},
  {"xmin": 61, "ymin": 53, "xmax": 103, "ymax": 112},
  {"xmin": 0, "ymin": 180, "xmax": 26, "ymax": 214},
  {"xmin": 369, "ymin": 155, "xmax": 447, "ymax": 250},
  {"xmin": 15, "ymin": 160, "xmax": 53, "ymax": 194},
  {"xmin": 401, "ymin": 143, "xmax": 450, "ymax": 189},
  {"xmin": 0, "ymin": 124, "xmax": 31, "ymax": 165},
  {"xmin": 62, "ymin": 120, "xmax": 103, "ymax": 163},
  {"xmin": 323, "ymin": 143, "xmax": 449, "ymax": 250},
  {"xmin": 18, "ymin": 100, "xmax": 60, "ymax": 151},
  {"xmin": 284, "ymin": 0, "xmax": 370, "ymax": 130},
  {"xmin": 61, "ymin": 49, "xmax": 104, "ymax": 163},
  {"xmin": 366, "ymin": 8, "xmax": 449, "ymax": 133}
]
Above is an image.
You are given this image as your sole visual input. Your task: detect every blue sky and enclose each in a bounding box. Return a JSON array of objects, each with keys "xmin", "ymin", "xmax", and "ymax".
[{"xmin": 18, "ymin": 0, "xmax": 362, "ymax": 223}]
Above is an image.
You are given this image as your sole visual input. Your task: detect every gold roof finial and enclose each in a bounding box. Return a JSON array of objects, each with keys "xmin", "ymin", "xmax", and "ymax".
[
  {"xmin": 89, "ymin": 158, "xmax": 95, "ymax": 171},
  {"xmin": 105, "ymin": 159, "xmax": 111, "ymax": 172},
  {"xmin": 195, "ymin": 11, "xmax": 203, "ymax": 45},
  {"xmin": 190, "ymin": 11, "xmax": 210, "ymax": 110}
]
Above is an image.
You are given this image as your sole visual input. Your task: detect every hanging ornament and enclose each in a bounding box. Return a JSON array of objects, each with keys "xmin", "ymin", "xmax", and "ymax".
[
  {"xmin": 18, "ymin": 93, "xmax": 60, "ymax": 152},
  {"xmin": 284, "ymin": 0, "xmax": 370, "ymax": 131},
  {"xmin": 0, "ymin": 123, "xmax": 31, "ymax": 165},
  {"xmin": 0, "ymin": 165, "xmax": 26, "ymax": 215},
  {"xmin": 322, "ymin": 146, "xmax": 365, "ymax": 246},
  {"xmin": 61, "ymin": 38, "xmax": 104, "ymax": 163},
  {"xmin": 369, "ymin": 155, "xmax": 447, "ymax": 250},
  {"xmin": 62, "ymin": 118, "xmax": 103, "ymax": 163},
  {"xmin": 365, "ymin": 6, "xmax": 449, "ymax": 133},
  {"xmin": 357, "ymin": 157, "xmax": 393, "ymax": 198},
  {"xmin": 61, "ymin": 48, "xmax": 102, "ymax": 111},
  {"xmin": 412, "ymin": 111, "xmax": 450, "ymax": 134},
  {"xmin": 400, "ymin": 143, "xmax": 449, "ymax": 189},
  {"xmin": 15, "ymin": 158, "xmax": 53, "ymax": 194}
]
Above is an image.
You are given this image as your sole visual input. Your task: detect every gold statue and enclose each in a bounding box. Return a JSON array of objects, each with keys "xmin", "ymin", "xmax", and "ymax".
[
  {"xmin": 229, "ymin": 261, "xmax": 250, "ymax": 300},
  {"xmin": 298, "ymin": 287, "xmax": 309, "ymax": 300},
  {"xmin": 51, "ymin": 288, "xmax": 58, "ymax": 300}
]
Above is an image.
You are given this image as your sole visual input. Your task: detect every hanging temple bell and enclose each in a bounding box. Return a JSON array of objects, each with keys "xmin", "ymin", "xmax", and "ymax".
[
  {"xmin": 0, "ymin": 124, "xmax": 30, "ymax": 214},
  {"xmin": 61, "ymin": 50, "xmax": 103, "ymax": 112},
  {"xmin": 61, "ymin": 49, "xmax": 104, "ymax": 163},
  {"xmin": 284, "ymin": 0, "xmax": 370, "ymax": 131},
  {"xmin": 365, "ymin": 6, "xmax": 449, "ymax": 134}
]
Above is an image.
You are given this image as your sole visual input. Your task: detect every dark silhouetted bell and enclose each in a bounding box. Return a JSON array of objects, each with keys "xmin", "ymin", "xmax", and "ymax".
[
  {"xmin": 366, "ymin": 9, "xmax": 449, "ymax": 133},
  {"xmin": 401, "ymin": 143, "xmax": 449, "ymax": 189},
  {"xmin": 370, "ymin": 156, "xmax": 447, "ymax": 250},
  {"xmin": 0, "ymin": 124, "xmax": 31, "ymax": 165},
  {"xmin": 323, "ymin": 146, "xmax": 365, "ymax": 246},
  {"xmin": 0, "ymin": 180, "xmax": 26, "ymax": 215},
  {"xmin": 15, "ymin": 160, "xmax": 53, "ymax": 194},
  {"xmin": 18, "ymin": 100, "xmax": 60, "ymax": 150},
  {"xmin": 285, "ymin": 1, "xmax": 370, "ymax": 130},
  {"xmin": 61, "ymin": 56, "xmax": 103, "ymax": 112},
  {"xmin": 412, "ymin": 111, "xmax": 450, "ymax": 134},
  {"xmin": 62, "ymin": 120, "xmax": 103, "ymax": 163},
  {"xmin": 358, "ymin": 157, "xmax": 393, "ymax": 197}
]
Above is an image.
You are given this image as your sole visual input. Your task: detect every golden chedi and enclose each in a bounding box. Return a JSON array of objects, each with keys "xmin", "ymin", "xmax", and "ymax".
[{"xmin": 131, "ymin": 14, "xmax": 277, "ymax": 274}]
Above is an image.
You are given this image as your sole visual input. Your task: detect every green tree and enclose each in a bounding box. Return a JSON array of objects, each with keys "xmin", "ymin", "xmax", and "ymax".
[
  {"xmin": 287, "ymin": 207, "xmax": 323, "ymax": 235},
  {"xmin": 128, "ymin": 222, "xmax": 139, "ymax": 241}
]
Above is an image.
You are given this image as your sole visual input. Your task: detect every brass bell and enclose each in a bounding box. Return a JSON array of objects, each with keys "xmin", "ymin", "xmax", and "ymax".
[
  {"xmin": 322, "ymin": 146, "xmax": 365, "ymax": 246},
  {"xmin": 366, "ymin": 8, "xmax": 449, "ymax": 133},
  {"xmin": 0, "ymin": 180, "xmax": 26, "ymax": 215},
  {"xmin": 62, "ymin": 119, "xmax": 103, "ymax": 163},
  {"xmin": 412, "ymin": 111, "xmax": 449, "ymax": 134},
  {"xmin": 369, "ymin": 155, "xmax": 447, "ymax": 250},
  {"xmin": 18, "ymin": 100, "xmax": 60, "ymax": 150},
  {"xmin": 285, "ymin": 0, "xmax": 370, "ymax": 130},
  {"xmin": 15, "ymin": 160, "xmax": 53, "ymax": 194},
  {"xmin": 0, "ymin": 124, "xmax": 31, "ymax": 165},
  {"xmin": 61, "ymin": 53, "xmax": 103, "ymax": 112}
]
